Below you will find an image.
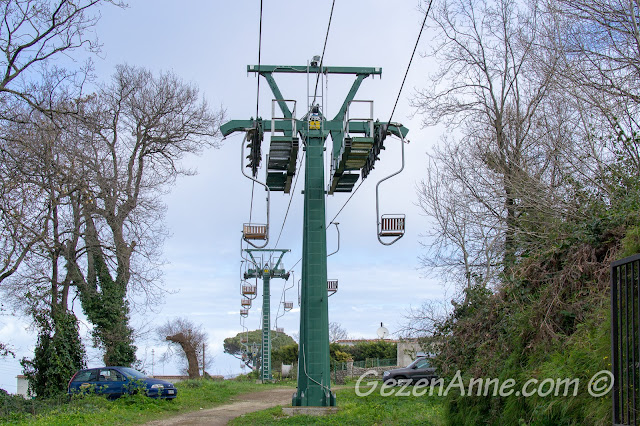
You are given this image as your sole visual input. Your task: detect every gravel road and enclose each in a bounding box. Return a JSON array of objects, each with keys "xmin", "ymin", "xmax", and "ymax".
[{"xmin": 144, "ymin": 387, "xmax": 295, "ymax": 426}]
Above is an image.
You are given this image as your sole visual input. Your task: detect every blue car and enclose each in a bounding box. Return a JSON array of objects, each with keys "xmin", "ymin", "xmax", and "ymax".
[{"xmin": 68, "ymin": 366, "xmax": 177, "ymax": 399}]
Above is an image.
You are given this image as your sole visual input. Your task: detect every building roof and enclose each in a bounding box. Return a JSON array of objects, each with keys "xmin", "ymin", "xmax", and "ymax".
[{"xmin": 336, "ymin": 338, "xmax": 400, "ymax": 344}]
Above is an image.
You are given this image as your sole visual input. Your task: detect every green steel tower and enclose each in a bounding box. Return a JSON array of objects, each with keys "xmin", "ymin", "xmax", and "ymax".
[
  {"xmin": 243, "ymin": 249, "xmax": 289, "ymax": 383},
  {"xmin": 221, "ymin": 62, "xmax": 408, "ymax": 406}
]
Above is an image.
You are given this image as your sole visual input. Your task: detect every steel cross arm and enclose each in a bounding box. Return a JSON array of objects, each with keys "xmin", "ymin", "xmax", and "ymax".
[
  {"xmin": 221, "ymin": 119, "xmax": 293, "ymax": 136},
  {"xmin": 270, "ymin": 270, "xmax": 290, "ymax": 279},
  {"xmin": 323, "ymin": 120, "xmax": 409, "ymax": 137},
  {"xmin": 248, "ymin": 65, "xmax": 382, "ymax": 76},
  {"xmin": 245, "ymin": 248, "xmax": 290, "ymax": 271},
  {"xmin": 222, "ymin": 119, "xmax": 401, "ymax": 138},
  {"xmin": 262, "ymin": 73, "xmax": 292, "ymax": 119},
  {"xmin": 245, "ymin": 267, "xmax": 288, "ymax": 279},
  {"xmin": 383, "ymin": 122, "xmax": 410, "ymax": 139},
  {"xmin": 244, "ymin": 269, "xmax": 261, "ymax": 279},
  {"xmin": 332, "ymin": 74, "xmax": 369, "ymax": 123}
]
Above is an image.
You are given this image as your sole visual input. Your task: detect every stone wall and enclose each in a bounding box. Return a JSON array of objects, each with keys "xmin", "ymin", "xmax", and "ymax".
[{"xmin": 332, "ymin": 362, "xmax": 400, "ymax": 385}]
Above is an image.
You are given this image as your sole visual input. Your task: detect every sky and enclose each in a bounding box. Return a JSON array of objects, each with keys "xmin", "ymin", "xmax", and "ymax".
[{"xmin": 0, "ymin": 0, "xmax": 450, "ymax": 392}]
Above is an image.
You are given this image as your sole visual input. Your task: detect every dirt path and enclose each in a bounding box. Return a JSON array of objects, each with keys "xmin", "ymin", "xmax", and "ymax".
[{"xmin": 144, "ymin": 387, "xmax": 295, "ymax": 426}]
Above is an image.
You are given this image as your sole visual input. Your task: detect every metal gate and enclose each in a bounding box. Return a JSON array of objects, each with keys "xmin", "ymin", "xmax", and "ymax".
[{"xmin": 612, "ymin": 254, "xmax": 640, "ymax": 425}]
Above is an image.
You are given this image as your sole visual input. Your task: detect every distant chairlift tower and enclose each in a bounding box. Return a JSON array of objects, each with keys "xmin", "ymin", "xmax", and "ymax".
[
  {"xmin": 243, "ymin": 249, "xmax": 290, "ymax": 383},
  {"xmin": 221, "ymin": 62, "xmax": 408, "ymax": 407}
]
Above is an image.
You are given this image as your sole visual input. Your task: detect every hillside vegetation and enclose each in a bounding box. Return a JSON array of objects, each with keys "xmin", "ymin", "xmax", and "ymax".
[{"xmin": 407, "ymin": 0, "xmax": 640, "ymax": 424}]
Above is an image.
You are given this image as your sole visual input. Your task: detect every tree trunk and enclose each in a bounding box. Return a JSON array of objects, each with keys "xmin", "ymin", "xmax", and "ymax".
[{"xmin": 166, "ymin": 333, "xmax": 200, "ymax": 379}]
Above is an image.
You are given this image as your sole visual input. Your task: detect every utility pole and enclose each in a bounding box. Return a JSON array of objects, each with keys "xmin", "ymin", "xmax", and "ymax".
[
  {"xmin": 243, "ymin": 248, "xmax": 289, "ymax": 382},
  {"xmin": 221, "ymin": 62, "xmax": 408, "ymax": 406}
]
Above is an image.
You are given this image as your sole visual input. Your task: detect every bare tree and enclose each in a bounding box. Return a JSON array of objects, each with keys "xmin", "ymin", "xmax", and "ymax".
[
  {"xmin": 0, "ymin": 100, "xmax": 88, "ymax": 394},
  {"xmin": 329, "ymin": 322, "xmax": 349, "ymax": 343},
  {"xmin": 61, "ymin": 64, "xmax": 223, "ymax": 365},
  {"xmin": 0, "ymin": 0, "xmax": 124, "ymax": 288},
  {"xmin": 414, "ymin": 0, "xmax": 570, "ymax": 287},
  {"xmin": 0, "ymin": 63, "xmax": 223, "ymax": 369},
  {"xmin": 542, "ymin": 0, "xmax": 640, "ymax": 195},
  {"xmin": 0, "ymin": 3, "xmax": 126, "ymax": 367},
  {"xmin": 0, "ymin": 0, "xmax": 124, "ymax": 109},
  {"xmin": 552, "ymin": 0, "xmax": 640, "ymax": 104},
  {"xmin": 157, "ymin": 318, "xmax": 209, "ymax": 379},
  {"xmin": 398, "ymin": 299, "xmax": 449, "ymax": 339},
  {"xmin": 418, "ymin": 151, "xmax": 503, "ymax": 292}
]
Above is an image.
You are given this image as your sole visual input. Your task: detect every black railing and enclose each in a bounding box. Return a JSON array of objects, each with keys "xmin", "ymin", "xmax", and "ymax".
[{"xmin": 612, "ymin": 254, "xmax": 640, "ymax": 425}]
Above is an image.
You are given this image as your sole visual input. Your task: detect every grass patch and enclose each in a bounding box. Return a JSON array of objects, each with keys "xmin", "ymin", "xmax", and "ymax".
[
  {"xmin": 1, "ymin": 379, "xmax": 294, "ymax": 425},
  {"xmin": 230, "ymin": 385, "xmax": 445, "ymax": 425}
]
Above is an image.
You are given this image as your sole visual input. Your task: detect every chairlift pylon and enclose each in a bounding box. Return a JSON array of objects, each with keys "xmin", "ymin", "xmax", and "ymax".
[{"xmin": 376, "ymin": 125, "xmax": 407, "ymax": 245}]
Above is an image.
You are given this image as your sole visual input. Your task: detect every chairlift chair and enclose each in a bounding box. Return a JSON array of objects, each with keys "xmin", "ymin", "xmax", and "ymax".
[
  {"xmin": 380, "ymin": 214, "xmax": 406, "ymax": 237},
  {"xmin": 240, "ymin": 309, "xmax": 249, "ymax": 318},
  {"xmin": 240, "ymin": 127, "xmax": 271, "ymax": 248},
  {"xmin": 243, "ymin": 224, "xmax": 268, "ymax": 240},
  {"xmin": 276, "ymin": 327, "xmax": 284, "ymax": 333},
  {"xmin": 376, "ymin": 125, "xmax": 407, "ymax": 245},
  {"xmin": 267, "ymin": 99, "xmax": 299, "ymax": 193},
  {"xmin": 342, "ymin": 100, "xmax": 375, "ymax": 170},
  {"xmin": 327, "ymin": 279, "xmax": 338, "ymax": 296},
  {"xmin": 275, "ymin": 272, "xmax": 294, "ymax": 330},
  {"xmin": 239, "ymin": 260, "xmax": 257, "ymax": 300},
  {"xmin": 241, "ymin": 298, "xmax": 252, "ymax": 308},
  {"xmin": 329, "ymin": 100, "xmax": 375, "ymax": 194},
  {"xmin": 327, "ymin": 222, "xmax": 340, "ymax": 257},
  {"xmin": 242, "ymin": 284, "xmax": 257, "ymax": 296}
]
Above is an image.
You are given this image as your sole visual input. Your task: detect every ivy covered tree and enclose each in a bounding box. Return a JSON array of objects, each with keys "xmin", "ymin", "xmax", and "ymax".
[
  {"xmin": 78, "ymin": 241, "xmax": 136, "ymax": 366},
  {"xmin": 21, "ymin": 310, "xmax": 85, "ymax": 398},
  {"xmin": 60, "ymin": 65, "xmax": 223, "ymax": 365},
  {"xmin": 3, "ymin": 103, "xmax": 90, "ymax": 396},
  {"xmin": 0, "ymin": 0, "xmax": 125, "ymax": 387}
]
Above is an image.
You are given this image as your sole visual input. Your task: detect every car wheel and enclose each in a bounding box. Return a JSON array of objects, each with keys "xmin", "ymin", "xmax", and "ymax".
[
  {"xmin": 383, "ymin": 377, "xmax": 397, "ymax": 386},
  {"xmin": 395, "ymin": 376, "xmax": 411, "ymax": 386}
]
